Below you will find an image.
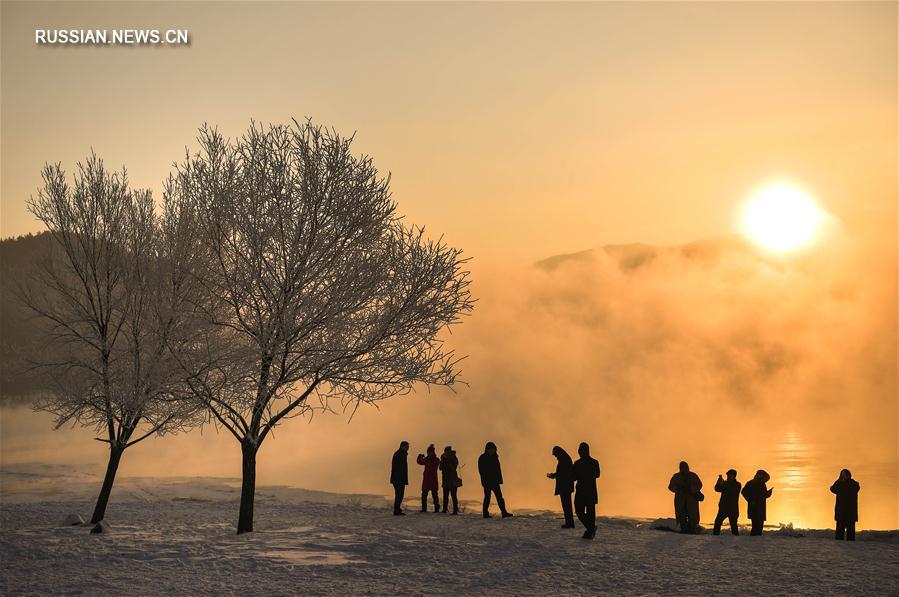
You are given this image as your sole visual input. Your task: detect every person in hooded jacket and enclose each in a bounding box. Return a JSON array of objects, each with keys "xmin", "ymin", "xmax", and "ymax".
[
  {"xmin": 417, "ymin": 444, "xmax": 441, "ymax": 513},
  {"xmin": 571, "ymin": 442, "xmax": 601, "ymax": 539},
  {"xmin": 547, "ymin": 446, "xmax": 575, "ymax": 528},
  {"xmin": 478, "ymin": 442, "xmax": 512, "ymax": 518},
  {"xmin": 830, "ymin": 469, "xmax": 860, "ymax": 541},
  {"xmin": 712, "ymin": 469, "xmax": 741, "ymax": 536},
  {"xmin": 741, "ymin": 469, "xmax": 773, "ymax": 536},
  {"xmin": 439, "ymin": 446, "xmax": 460, "ymax": 515},
  {"xmin": 668, "ymin": 461, "xmax": 703, "ymax": 534},
  {"xmin": 390, "ymin": 441, "xmax": 409, "ymax": 515}
]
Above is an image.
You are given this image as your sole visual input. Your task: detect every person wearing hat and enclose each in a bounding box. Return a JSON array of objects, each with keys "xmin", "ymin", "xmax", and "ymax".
[
  {"xmin": 741, "ymin": 469, "xmax": 773, "ymax": 536},
  {"xmin": 417, "ymin": 444, "xmax": 441, "ymax": 513},
  {"xmin": 713, "ymin": 469, "xmax": 742, "ymax": 536}
]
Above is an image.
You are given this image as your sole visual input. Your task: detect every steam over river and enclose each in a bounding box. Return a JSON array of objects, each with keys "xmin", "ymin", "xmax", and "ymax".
[{"xmin": 2, "ymin": 406, "xmax": 895, "ymax": 530}]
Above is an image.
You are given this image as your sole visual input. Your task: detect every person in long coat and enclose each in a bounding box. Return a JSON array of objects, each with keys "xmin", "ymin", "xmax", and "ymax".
[
  {"xmin": 439, "ymin": 446, "xmax": 460, "ymax": 515},
  {"xmin": 417, "ymin": 444, "xmax": 441, "ymax": 512},
  {"xmin": 390, "ymin": 441, "xmax": 409, "ymax": 515},
  {"xmin": 547, "ymin": 446, "xmax": 575, "ymax": 528},
  {"xmin": 741, "ymin": 469, "xmax": 773, "ymax": 536},
  {"xmin": 713, "ymin": 469, "xmax": 742, "ymax": 536},
  {"xmin": 830, "ymin": 469, "xmax": 860, "ymax": 541},
  {"xmin": 571, "ymin": 442, "xmax": 601, "ymax": 539},
  {"xmin": 668, "ymin": 461, "xmax": 703, "ymax": 534},
  {"xmin": 478, "ymin": 441, "xmax": 512, "ymax": 518}
]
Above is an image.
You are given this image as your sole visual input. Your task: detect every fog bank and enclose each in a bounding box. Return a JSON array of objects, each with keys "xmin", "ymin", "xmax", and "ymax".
[{"xmin": 2, "ymin": 232, "xmax": 896, "ymax": 529}]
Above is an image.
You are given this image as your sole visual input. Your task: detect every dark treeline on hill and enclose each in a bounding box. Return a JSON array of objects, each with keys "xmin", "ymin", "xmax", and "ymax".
[{"xmin": 0, "ymin": 232, "xmax": 55, "ymax": 404}]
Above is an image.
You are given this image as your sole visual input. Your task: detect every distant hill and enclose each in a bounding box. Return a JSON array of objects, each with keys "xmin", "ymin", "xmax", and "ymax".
[{"xmin": 536, "ymin": 235, "xmax": 758, "ymax": 273}]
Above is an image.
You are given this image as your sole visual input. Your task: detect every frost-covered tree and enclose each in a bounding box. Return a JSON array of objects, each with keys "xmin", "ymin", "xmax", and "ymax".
[
  {"xmin": 23, "ymin": 155, "xmax": 199, "ymax": 524},
  {"xmin": 165, "ymin": 120, "xmax": 474, "ymax": 533}
]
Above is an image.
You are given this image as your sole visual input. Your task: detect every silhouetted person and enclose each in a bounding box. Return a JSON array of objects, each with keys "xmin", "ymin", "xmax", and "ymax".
[
  {"xmin": 478, "ymin": 442, "xmax": 512, "ymax": 518},
  {"xmin": 713, "ymin": 469, "xmax": 741, "ymax": 536},
  {"xmin": 741, "ymin": 469, "xmax": 773, "ymax": 536},
  {"xmin": 571, "ymin": 442, "xmax": 601, "ymax": 539},
  {"xmin": 547, "ymin": 446, "xmax": 575, "ymax": 528},
  {"xmin": 417, "ymin": 444, "xmax": 441, "ymax": 512},
  {"xmin": 440, "ymin": 446, "xmax": 460, "ymax": 514},
  {"xmin": 390, "ymin": 441, "xmax": 409, "ymax": 515},
  {"xmin": 668, "ymin": 461, "xmax": 703, "ymax": 534},
  {"xmin": 830, "ymin": 469, "xmax": 860, "ymax": 541}
]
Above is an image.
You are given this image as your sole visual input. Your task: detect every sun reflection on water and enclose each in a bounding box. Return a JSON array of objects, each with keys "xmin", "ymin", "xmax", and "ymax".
[{"xmin": 769, "ymin": 430, "xmax": 814, "ymax": 528}]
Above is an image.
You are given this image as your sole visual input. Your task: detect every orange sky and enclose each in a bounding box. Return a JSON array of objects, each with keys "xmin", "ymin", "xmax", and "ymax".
[{"xmin": 2, "ymin": 2, "xmax": 896, "ymax": 262}]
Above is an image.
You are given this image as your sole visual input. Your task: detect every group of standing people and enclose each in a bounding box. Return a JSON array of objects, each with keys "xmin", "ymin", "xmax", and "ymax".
[
  {"xmin": 390, "ymin": 440, "xmax": 601, "ymax": 539},
  {"xmin": 391, "ymin": 442, "xmax": 464, "ymax": 515},
  {"xmin": 390, "ymin": 441, "xmax": 513, "ymax": 518},
  {"xmin": 547, "ymin": 443, "xmax": 601, "ymax": 539},
  {"xmin": 392, "ymin": 444, "xmax": 862, "ymax": 542},
  {"xmin": 418, "ymin": 444, "xmax": 462, "ymax": 514},
  {"xmin": 669, "ymin": 462, "xmax": 861, "ymax": 540},
  {"xmin": 668, "ymin": 463, "xmax": 774, "ymax": 536}
]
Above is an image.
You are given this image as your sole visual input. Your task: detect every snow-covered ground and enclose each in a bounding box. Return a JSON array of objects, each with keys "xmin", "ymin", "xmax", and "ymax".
[{"xmin": 2, "ymin": 465, "xmax": 897, "ymax": 596}]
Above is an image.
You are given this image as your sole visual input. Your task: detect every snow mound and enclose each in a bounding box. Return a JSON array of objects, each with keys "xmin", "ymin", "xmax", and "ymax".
[
  {"xmin": 649, "ymin": 518, "xmax": 679, "ymax": 532},
  {"xmin": 89, "ymin": 520, "xmax": 111, "ymax": 534},
  {"xmin": 596, "ymin": 516, "xmax": 640, "ymax": 529},
  {"xmin": 62, "ymin": 514, "xmax": 84, "ymax": 526},
  {"xmin": 772, "ymin": 523, "xmax": 805, "ymax": 538}
]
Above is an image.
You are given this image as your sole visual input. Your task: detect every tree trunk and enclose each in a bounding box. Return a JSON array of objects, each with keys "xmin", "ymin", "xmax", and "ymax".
[
  {"xmin": 90, "ymin": 444, "xmax": 124, "ymax": 524},
  {"xmin": 237, "ymin": 439, "xmax": 257, "ymax": 534}
]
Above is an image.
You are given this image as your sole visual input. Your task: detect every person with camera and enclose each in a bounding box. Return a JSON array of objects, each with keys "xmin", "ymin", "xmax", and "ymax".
[
  {"xmin": 547, "ymin": 446, "xmax": 575, "ymax": 529},
  {"xmin": 417, "ymin": 444, "xmax": 441, "ymax": 513},
  {"xmin": 741, "ymin": 469, "xmax": 774, "ymax": 536},
  {"xmin": 713, "ymin": 469, "xmax": 742, "ymax": 536},
  {"xmin": 830, "ymin": 469, "xmax": 860, "ymax": 541}
]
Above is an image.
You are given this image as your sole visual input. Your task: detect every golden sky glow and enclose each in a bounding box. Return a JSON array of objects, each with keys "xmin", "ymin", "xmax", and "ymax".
[{"xmin": 1, "ymin": 2, "xmax": 896, "ymax": 262}]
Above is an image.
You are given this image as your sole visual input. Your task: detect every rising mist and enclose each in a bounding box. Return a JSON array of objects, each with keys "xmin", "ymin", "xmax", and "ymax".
[{"xmin": 3, "ymin": 223, "xmax": 895, "ymax": 529}]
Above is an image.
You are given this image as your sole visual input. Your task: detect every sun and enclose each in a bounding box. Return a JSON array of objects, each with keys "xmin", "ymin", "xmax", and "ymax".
[{"xmin": 741, "ymin": 183, "xmax": 825, "ymax": 252}]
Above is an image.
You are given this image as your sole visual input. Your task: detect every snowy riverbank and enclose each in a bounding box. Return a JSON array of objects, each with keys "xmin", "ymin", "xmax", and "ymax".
[{"xmin": 1, "ymin": 467, "xmax": 897, "ymax": 595}]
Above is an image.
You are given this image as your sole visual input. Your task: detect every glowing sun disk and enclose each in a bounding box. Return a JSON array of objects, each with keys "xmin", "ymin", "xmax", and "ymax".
[{"xmin": 741, "ymin": 184, "xmax": 824, "ymax": 252}]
